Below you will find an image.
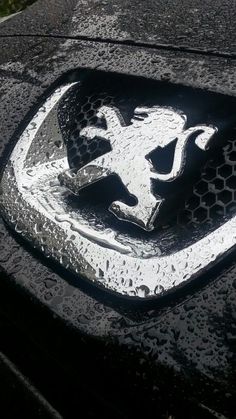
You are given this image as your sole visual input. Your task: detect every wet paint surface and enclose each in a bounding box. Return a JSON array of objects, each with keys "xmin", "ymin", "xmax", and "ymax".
[{"xmin": 0, "ymin": 2, "xmax": 236, "ymax": 416}]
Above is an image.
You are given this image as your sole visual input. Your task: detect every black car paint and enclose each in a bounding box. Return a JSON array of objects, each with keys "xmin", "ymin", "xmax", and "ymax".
[{"xmin": 0, "ymin": 1, "xmax": 236, "ymax": 417}]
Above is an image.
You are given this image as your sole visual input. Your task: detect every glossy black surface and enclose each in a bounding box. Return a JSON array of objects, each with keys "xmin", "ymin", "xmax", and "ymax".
[
  {"xmin": 1, "ymin": 0, "xmax": 236, "ymax": 57},
  {"xmin": 0, "ymin": 1, "xmax": 236, "ymax": 417}
]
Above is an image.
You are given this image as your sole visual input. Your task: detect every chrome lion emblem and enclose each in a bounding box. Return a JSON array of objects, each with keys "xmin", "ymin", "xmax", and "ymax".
[
  {"xmin": 1, "ymin": 78, "xmax": 235, "ymax": 300},
  {"xmin": 59, "ymin": 106, "xmax": 216, "ymax": 230}
]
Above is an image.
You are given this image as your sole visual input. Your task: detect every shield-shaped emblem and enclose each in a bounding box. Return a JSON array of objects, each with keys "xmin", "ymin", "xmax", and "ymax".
[{"xmin": 1, "ymin": 72, "xmax": 236, "ymax": 299}]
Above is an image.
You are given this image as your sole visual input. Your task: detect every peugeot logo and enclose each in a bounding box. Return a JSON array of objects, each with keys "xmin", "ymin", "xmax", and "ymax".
[
  {"xmin": 59, "ymin": 105, "xmax": 216, "ymax": 231},
  {"xmin": 0, "ymin": 79, "xmax": 234, "ymax": 299}
]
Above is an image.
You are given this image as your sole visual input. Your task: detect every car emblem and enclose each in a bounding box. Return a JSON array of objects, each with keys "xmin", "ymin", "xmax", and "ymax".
[
  {"xmin": 59, "ymin": 105, "xmax": 216, "ymax": 231},
  {"xmin": 0, "ymin": 72, "xmax": 236, "ymax": 299}
]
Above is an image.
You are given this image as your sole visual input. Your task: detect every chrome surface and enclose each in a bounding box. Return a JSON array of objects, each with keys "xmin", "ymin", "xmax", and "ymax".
[
  {"xmin": 59, "ymin": 105, "xmax": 216, "ymax": 231},
  {"xmin": 0, "ymin": 81, "xmax": 235, "ymax": 299}
]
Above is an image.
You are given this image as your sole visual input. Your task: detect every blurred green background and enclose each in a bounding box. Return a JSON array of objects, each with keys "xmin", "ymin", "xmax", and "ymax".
[{"xmin": 0, "ymin": 0, "xmax": 36, "ymax": 17}]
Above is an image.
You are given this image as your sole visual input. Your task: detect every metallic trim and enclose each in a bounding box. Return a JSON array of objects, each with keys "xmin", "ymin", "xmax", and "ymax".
[{"xmin": 0, "ymin": 83, "xmax": 233, "ymax": 299}]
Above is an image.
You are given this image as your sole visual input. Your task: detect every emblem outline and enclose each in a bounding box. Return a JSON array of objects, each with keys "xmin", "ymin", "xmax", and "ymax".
[{"xmin": 0, "ymin": 82, "xmax": 234, "ymax": 299}]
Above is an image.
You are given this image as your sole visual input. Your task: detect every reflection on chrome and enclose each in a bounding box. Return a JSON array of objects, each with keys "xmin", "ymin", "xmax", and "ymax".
[
  {"xmin": 0, "ymin": 82, "xmax": 234, "ymax": 299},
  {"xmin": 59, "ymin": 104, "xmax": 216, "ymax": 231}
]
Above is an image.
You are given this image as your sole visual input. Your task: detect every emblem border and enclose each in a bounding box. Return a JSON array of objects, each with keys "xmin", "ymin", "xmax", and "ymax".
[{"xmin": 0, "ymin": 83, "xmax": 235, "ymax": 299}]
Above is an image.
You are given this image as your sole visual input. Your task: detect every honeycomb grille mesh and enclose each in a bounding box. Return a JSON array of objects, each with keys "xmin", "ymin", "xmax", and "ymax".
[
  {"xmin": 177, "ymin": 137, "xmax": 236, "ymax": 227},
  {"xmin": 66, "ymin": 94, "xmax": 113, "ymax": 169}
]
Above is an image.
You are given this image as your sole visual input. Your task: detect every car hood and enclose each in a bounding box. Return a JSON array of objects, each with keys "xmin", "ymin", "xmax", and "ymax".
[{"xmin": 0, "ymin": 0, "xmax": 235, "ymax": 57}]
